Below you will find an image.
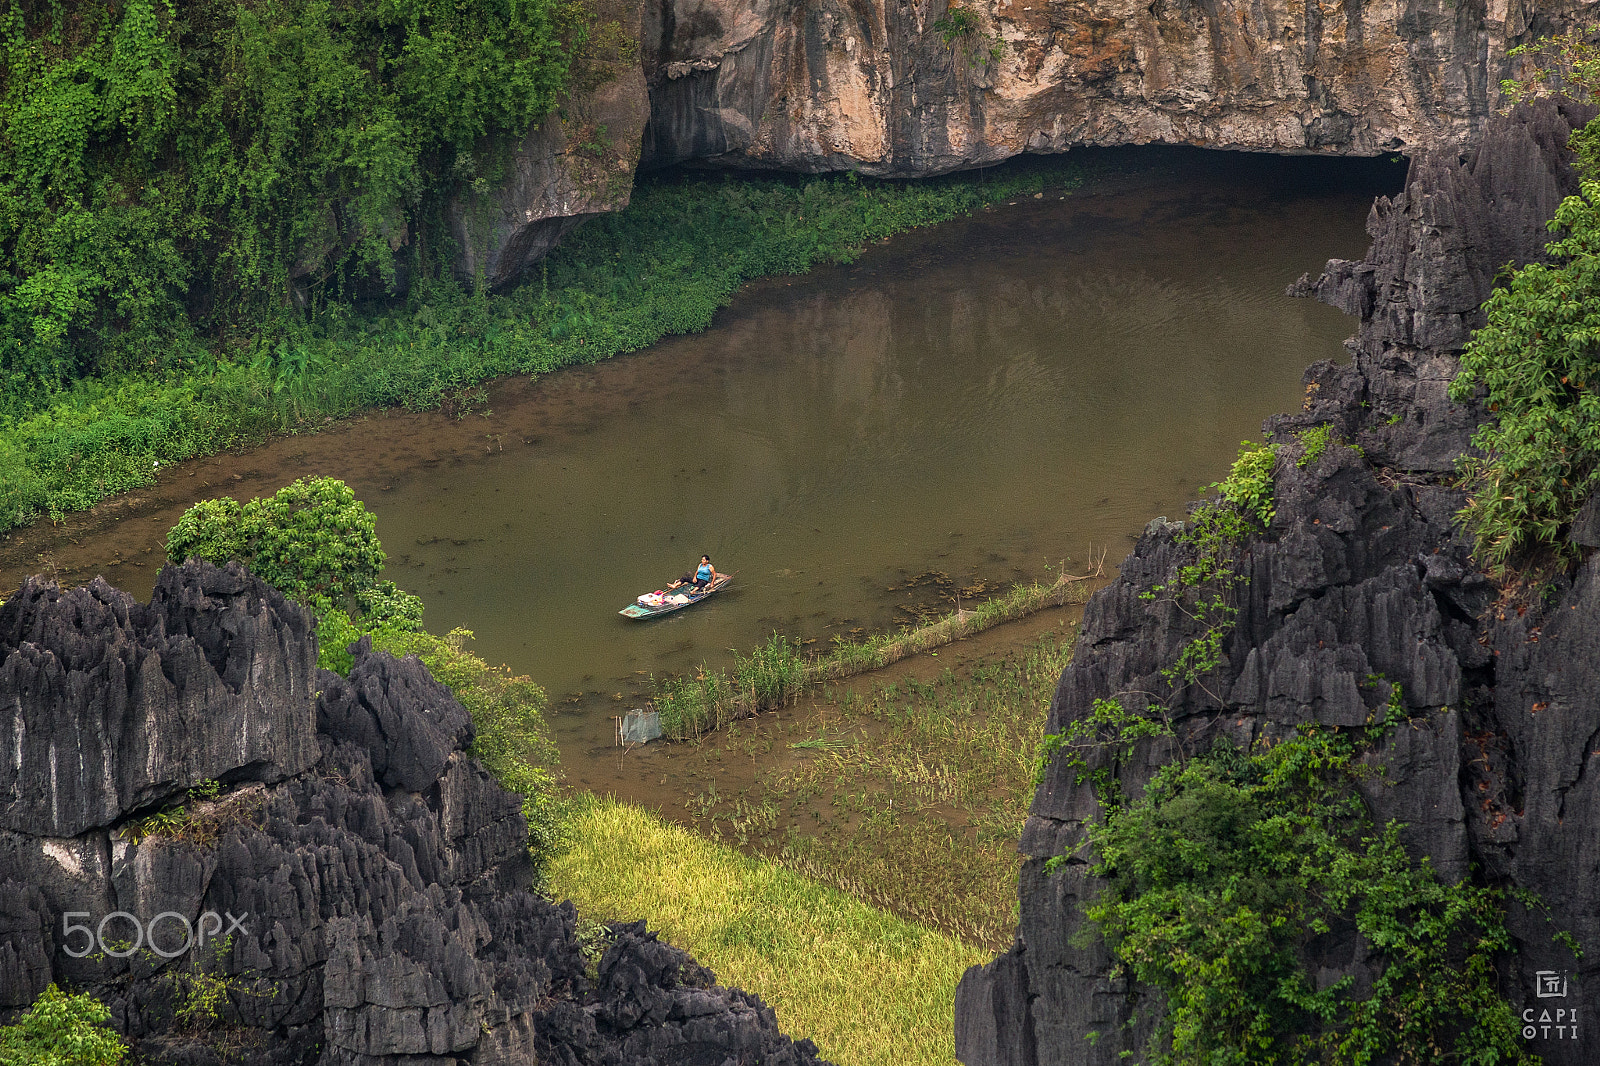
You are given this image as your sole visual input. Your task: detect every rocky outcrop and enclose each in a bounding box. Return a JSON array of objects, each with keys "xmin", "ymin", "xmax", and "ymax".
[
  {"xmin": 640, "ymin": 0, "xmax": 1600, "ymax": 174},
  {"xmin": 956, "ymin": 97, "xmax": 1600, "ymax": 1065},
  {"xmin": 0, "ymin": 560, "xmax": 826, "ymax": 1066},
  {"xmin": 385, "ymin": 0, "xmax": 1600, "ymax": 279},
  {"xmin": 447, "ymin": 46, "xmax": 651, "ymax": 290}
]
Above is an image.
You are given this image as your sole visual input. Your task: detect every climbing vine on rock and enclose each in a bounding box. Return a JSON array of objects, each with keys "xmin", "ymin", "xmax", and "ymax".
[
  {"xmin": 1045, "ymin": 706, "xmax": 1539, "ymax": 1066},
  {"xmin": 1451, "ymin": 176, "xmax": 1600, "ymax": 568}
]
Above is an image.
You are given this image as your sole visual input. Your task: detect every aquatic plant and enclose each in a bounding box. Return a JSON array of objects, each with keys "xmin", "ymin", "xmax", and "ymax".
[{"xmin": 652, "ymin": 566, "xmax": 1093, "ymax": 739}]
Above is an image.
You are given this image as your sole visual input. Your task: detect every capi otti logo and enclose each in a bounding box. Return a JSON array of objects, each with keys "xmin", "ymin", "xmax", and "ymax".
[{"xmin": 1524, "ymin": 971, "xmax": 1579, "ymax": 1041}]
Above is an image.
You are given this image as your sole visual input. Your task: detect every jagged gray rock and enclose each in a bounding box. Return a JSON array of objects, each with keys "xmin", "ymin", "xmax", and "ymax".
[
  {"xmin": 957, "ymin": 97, "xmax": 1600, "ymax": 1066},
  {"xmin": 0, "ymin": 563, "xmax": 320, "ymax": 838},
  {"xmin": 0, "ymin": 560, "xmax": 828, "ymax": 1066}
]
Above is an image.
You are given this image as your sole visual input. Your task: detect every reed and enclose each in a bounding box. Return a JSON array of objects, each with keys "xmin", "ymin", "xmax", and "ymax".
[
  {"xmin": 653, "ymin": 565, "xmax": 1095, "ymax": 739},
  {"xmin": 691, "ymin": 632, "xmax": 1077, "ymax": 949}
]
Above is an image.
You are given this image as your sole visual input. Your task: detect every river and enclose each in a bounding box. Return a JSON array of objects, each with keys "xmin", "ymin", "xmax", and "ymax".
[{"xmin": 0, "ymin": 146, "xmax": 1403, "ymax": 762}]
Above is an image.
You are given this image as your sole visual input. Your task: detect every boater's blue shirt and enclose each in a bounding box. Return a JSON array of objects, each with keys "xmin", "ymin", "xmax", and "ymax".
[{"xmin": 697, "ymin": 562, "xmax": 713, "ymax": 582}]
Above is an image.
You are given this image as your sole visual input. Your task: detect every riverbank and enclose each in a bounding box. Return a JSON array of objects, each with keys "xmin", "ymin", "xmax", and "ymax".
[{"xmin": 0, "ymin": 159, "xmax": 1092, "ymax": 536}]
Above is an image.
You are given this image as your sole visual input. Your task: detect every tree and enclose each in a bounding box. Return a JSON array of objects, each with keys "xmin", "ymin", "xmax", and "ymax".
[
  {"xmin": 0, "ymin": 985, "xmax": 126, "ymax": 1066},
  {"xmin": 166, "ymin": 475, "xmax": 384, "ymax": 604}
]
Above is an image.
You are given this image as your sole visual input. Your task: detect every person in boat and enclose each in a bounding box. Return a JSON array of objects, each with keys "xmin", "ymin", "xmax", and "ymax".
[{"xmin": 691, "ymin": 555, "xmax": 720, "ymax": 589}]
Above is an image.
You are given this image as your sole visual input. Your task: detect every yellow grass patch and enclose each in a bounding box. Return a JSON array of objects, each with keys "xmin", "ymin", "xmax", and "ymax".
[{"xmin": 549, "ymin": 797, "xmax": 986, "ymax": 1066}]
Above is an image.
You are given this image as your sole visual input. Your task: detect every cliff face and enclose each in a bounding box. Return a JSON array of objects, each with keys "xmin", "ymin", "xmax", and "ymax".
[
  {"xmin": 954, "ymin": 97, "xmax": 1600, "ymax": 1066},
  {"xmin": 0, "ymin": 561, "xmax": 826, "ymax": 1066},
  {"xmin": 638, "ymin": 0, "xmax": 1600, "ymax": 174},
  {"xmin": 473, "ymin": 0, "xmax": 1600, "ymax": 269},
  {"xmin": 445, "ymin": 2, "xmax": 651, "ymax": 291}
]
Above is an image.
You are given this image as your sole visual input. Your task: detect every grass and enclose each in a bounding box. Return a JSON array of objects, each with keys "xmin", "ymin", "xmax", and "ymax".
[
  {"xmin": 653, "ymin": 569, "xmax": 1092, "ymax": 739},
  {"xmin": 0, "ymin": 159, "xmax": 1090, "ymax": 533},
  {"xmin": 548, "ymin": 796, "xmax": 987, "ymax": 1066},
  {"xmin": 684, "ymin": 631, "xmax": 1076, "ymax": 949}
]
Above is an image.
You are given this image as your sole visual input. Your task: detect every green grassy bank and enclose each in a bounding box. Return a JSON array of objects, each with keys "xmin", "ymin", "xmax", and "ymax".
[
  {"xmin": 0, "ymin": 161, "xmax": 1085, "ymax": 533},
  {"xmin": 549, "ymin": 796, "xmax": 986, "ymax": 1066},
  {"xmin": 654, "ymin": 569, "xmax": 1091, "ymax": 739}
]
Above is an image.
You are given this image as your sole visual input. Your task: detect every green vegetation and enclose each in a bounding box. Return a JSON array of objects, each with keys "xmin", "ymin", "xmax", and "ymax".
[
  {"xmin": 1034, "ymin": 432, "xmax": 1535, "ymax": 1061},
  {"xmin": 1214, "ymin": 438, "xmax": 1278, "ymax": 527},
  {"xmin": 167, "ymin": 476, "xmax": 392, "ymax": 607},
  {"xmin": 685, "ymin": 631, "xmax": 1076, "ymax": 948},
  {"xmin": 930, "ymin": 4, "xmax": 1004, "ymax": 68},
  {"xmin": 118, "ymin": 778, "xmax": 264, "ymax": 846},
  {"xmin": 1133, "ymin": 440, "xmax": 1278, "ymax": 704},
  {"xmin": 548, "ymin": 796, "xmax": 987, "ymax": 1066},
  {"xmin": 1450, "ymin": 31, "xmax": 1600, "ymax": 569},
  {"xmin": 0, "ymin": 156, "xmax": 1083, "ymax": 534},
  {"xmin": 1043, "ymin": 701, "xmax": 1537, "ymax": 1066},
  {"xmin": 165, "ymin": 476, "xmax": 423, "ymax": 671},
  {"xmin": 0, "ymin": 984, "xmax": 126, "ymax": 1066},
  {"xmin": 1451, "ymin": 181, "xmax": 1600, "ymax": 567},
  {"xmin": 1297, "ymin": 423, "xmax": 1333, "ymax": 466},
  {"xmin": 0, "ymin": 0, "xmax": 580, "ymax": 392},
  {"xmin": 652, "ymin": 569, "xmax": 1089, "ymax": 739}
]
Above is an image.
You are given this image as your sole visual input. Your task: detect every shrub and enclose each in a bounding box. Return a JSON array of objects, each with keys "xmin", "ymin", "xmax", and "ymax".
[
  {"xmin": 0, "ymin": 985, "xmax": 126, "ymax": 1066},
  {"xmin": 1213, "ymin": 439, "xmax": 1278, "ymax": 527},
  {"xmin": 1066, "ymin": 722, "xmax": 1536, "ymax": 1065},
  {"xmin": 1451, "ymin": 179, "xmax": 1600, "ymax": 567},
  {"xmin": 167, "ymin": 476, "xmax": 386, "ymax": 605}
]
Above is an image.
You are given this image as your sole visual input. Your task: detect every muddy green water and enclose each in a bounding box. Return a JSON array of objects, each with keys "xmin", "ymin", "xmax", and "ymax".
[{"xmin": 366, "ymin": 150, "xmax": 1400, "ymax": 735}]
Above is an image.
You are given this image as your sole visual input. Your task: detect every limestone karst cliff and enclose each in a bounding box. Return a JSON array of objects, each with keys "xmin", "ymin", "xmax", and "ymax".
[
  {"xmin": 953, "ymin": 96, "xmax": 1600, "ymax": 1066},
  {"xmin": 0, "ymin": 560, "xmax": 827, "ymax": 1066},
  {"xmin": 483, "ymin": 0, "xmax": 1600, "ymax": 276},
  {"xmin": 641, "ymin": 0, "xmax": 1600, "ymax": 174}
]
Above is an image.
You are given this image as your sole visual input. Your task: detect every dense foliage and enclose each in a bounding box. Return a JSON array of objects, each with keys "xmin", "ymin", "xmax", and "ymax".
[
  {"xmin": 0, "ymin": 0, "xmax": 574, "ymax": 392},
  {"xmin": 1043, "ymin": 701, "xmax": 1534, "ymax": 1066},
  {"xmin": 0, "ymin": 984, "xmax": 126, "ymax": 1066},
  {"xmin": 1451, "ymin": 178, "xmax": 1600, "ymax": 567},
  {"xmin": 1450, "ymin": 32, "xmax": 1600, "ymax": 568},
  {"xmin": 165, "ymin": 475, "xmax": 415, "ymax": 613}
]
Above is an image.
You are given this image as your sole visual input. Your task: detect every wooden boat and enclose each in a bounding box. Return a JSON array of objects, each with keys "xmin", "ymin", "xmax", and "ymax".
[{"xmin": 618, "ymin": 574, "xmax": 733, "ymax": 619}]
